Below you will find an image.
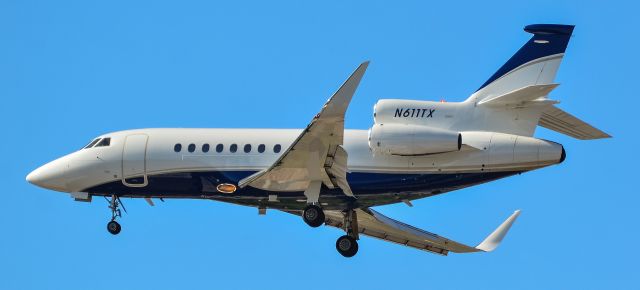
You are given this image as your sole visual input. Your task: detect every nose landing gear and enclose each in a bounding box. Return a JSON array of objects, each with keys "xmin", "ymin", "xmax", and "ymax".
[
  {"xmin": 105, "ymin": 194, "xmax": 126, "ymax": 235},
  {"xmin": 107, "ymin": 220, "xmax": 121, "ymax": 235}
]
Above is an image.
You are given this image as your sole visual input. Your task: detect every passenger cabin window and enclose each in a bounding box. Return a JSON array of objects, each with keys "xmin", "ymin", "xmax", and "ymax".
[
  {"xmin": 95, "ymin": 137, "xmax": 111, "ymax": 147},
  {"xmin": 258, "ymin": 144, "xmax": 265, "ymax": 153},
  {"xmin": 273, "ymin": 144, "xmax": 282, "ymax": 153},
  {"xmin": 230, "ymin": 144, "xmax": 238, "ymax": 153},
  {"xmin": 84, "ymin": 138, "xmax": 101, "ymax": 149},
  {"xmin": 244, "ymin": 144, "xmax": 251, "ymax": 153},
  {"xmin": 188, "ymin": 144, "xmax": 196, "ymax": 153},
  {"xmin": 216, "ymin": 144, "xmax": 224, "ymax": 153},
  {"xmin": 202, "ymin": 144, "xmax": 210, "ymax": 153},
  {"xmin": 174, "ymin": 144, "xmax": 182, "ymax": 152}
]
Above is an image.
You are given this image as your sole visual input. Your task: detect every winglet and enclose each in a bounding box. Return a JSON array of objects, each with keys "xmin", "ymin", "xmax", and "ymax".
[
  {"xmin": 319, "ymin": 61, "xmax": 370, "ymax": 120},
  {"xmin": 475, "ymin": 210, "xmax": 521, "ymax": 252},
  {"xmin": 238, "ymin": 62, "xmax": 369, "ymax": 191}
]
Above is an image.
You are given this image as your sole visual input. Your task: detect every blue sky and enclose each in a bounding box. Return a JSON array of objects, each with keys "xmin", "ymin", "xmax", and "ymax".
[{"xmin": 1, "ymin": 0, "xmax": 637, "ymax": 289}]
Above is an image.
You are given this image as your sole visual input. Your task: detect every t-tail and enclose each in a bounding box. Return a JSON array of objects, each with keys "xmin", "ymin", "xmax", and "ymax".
[
  {"xmin": 472, "ymin": 24, "xmax": 575, "ymax": 98},
  {"xmin": 465, "ymin": 24, "xmax": 610, "ymax": 139},
  {"xmin": 371, "ymin": 24, "xmax": 609, "ymax": 159}
]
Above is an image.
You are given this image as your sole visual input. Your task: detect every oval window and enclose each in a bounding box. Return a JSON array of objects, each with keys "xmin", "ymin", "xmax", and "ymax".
[
  {"xmin": 244, "ymin": 144, "xmax": 251, "ymax": 153},
  {"xmin": 202, "ymin": 143, "xmax": 210, "ymax": 153},
  {"xmin": 174, "ymin": 144, "xmax": 182, "ymax": 152},
  {"xmin": 216, "ymin": 144, "xmax": 224, "ymax": 153},
  {"xmin": 258, "ymin": 144, "xmax": 265, "ymax": 153},
  {"xmin": 188, "ymin": 143, "xmax": 196, "ymax": 153},
  {"xmin": 273, "ymin": 144, "xmax": 282, "ymax": 153},
  {"xmin": 230, "ymin": 144, "xmax": 238, "ymax": 153}
]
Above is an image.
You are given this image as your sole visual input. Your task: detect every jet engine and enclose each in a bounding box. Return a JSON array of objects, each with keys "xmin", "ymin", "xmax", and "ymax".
[{"xmin": 368, "ymin": 123, "xmax": 461, "ymax": 156}]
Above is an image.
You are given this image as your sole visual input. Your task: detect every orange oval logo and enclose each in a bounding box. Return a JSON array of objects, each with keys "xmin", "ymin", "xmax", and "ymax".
[{"xmin": 216, "ymin": 183, "xmax": 237, "ymax": 194}]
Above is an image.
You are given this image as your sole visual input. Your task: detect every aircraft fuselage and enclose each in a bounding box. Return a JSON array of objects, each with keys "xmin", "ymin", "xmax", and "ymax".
[{"xmin": 27, "ymin": 128, "xmax": 563, "ymax": 210}]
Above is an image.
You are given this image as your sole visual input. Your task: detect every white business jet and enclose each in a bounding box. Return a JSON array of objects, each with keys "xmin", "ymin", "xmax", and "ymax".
[{"xmin": 27, "ymin": 24, "xmax": 609, "ymax": 257}]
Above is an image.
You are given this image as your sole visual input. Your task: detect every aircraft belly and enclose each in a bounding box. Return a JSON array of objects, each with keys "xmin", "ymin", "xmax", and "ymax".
[{"xmin": 82, "ymin": 170, "xmax": 522, "ymax": 209}]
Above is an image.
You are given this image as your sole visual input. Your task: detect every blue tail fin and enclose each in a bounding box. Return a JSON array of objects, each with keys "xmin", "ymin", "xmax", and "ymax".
[{"xmin": 470, "ymin": 24, "xmax": 574, "ymax": 102}]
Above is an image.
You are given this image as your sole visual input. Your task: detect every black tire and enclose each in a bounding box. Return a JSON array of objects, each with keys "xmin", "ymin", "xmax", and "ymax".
[
  {"xmin": 302, "ymin": 205, "xmax": 325, "ymax": 228},
  {"xmin": 107, "ymin": 220, "xmax": 121, "ymax": 235},
  {"xmin": 336, "ymin": 235, "xmax": 358, "ymax": 257}
]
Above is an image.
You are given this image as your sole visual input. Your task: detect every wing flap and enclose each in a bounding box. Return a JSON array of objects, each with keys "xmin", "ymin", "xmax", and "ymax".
[{"xmin": 324, "ymin": 145, "xmax": 353, "ymax": 196}]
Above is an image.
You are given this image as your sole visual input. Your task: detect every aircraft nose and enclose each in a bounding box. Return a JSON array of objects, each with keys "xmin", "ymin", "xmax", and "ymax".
[{"xmin": 26, "ymin": 158, "xmax": 69, "ymax": 192}]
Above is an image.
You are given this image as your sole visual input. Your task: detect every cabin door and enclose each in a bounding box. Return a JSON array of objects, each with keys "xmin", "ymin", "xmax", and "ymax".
[{"xmin": 122, "ymin": 134, "xmax": 148, "ymax": 187}]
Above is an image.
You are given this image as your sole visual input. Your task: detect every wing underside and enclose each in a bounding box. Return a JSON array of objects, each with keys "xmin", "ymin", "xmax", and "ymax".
[{"xmin": 284, "ymin": 208, "xmax": 521, "ymax": 255}]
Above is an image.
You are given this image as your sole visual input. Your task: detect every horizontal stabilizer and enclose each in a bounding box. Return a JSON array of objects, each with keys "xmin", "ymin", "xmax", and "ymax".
[
  {"xmin": 478, "ymin": 84, "xmax": 559, "ymax": 106},
  {"xmin": 539, "ymin": 106, "xmax": 611, "ymax": 139}
]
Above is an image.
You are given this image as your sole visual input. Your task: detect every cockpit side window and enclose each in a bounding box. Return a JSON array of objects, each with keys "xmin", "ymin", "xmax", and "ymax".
[
  {"xmin": 84, "ymin": 138, "xmax": 101, "ymax": 149},
  {"xmin": 95, "ymin": 137, "xmax": 111, "ymax": 147}
]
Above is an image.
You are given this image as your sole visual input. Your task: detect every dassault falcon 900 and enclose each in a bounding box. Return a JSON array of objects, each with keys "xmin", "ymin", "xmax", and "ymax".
[{"xmin": 27, "ymin": 24, "xmax": 609, "ymax": 257}]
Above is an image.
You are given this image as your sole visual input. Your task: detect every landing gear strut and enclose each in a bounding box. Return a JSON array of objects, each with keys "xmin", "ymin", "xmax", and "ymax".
[
  {"xmin": 302, "ymin": 180, "xmax": 324, "ymax": 228},
  {"xmin": 303, "ymin": 204, "xmax": 325, "ymax": 228},
  {"xmin": 336, "ymin": 209, "xmax": 359, "ymax": 257},
  {"xmin": 105, "ymin": 194, "xmax": 125, "ymax": 235}
]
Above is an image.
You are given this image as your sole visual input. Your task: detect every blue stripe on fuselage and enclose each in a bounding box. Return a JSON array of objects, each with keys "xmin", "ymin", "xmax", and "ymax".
[{"xmin": 84, "ymin": 170, "xmax": 523, "ymax": 200}]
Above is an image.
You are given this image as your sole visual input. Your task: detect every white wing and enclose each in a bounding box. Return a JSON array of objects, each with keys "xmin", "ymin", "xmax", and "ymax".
[
  {"xmin": 238, "ymin": 62, "xmax": 369, "ymax": 197},
  {"xmin": 320, "ymin": 208, "xmax": 520, "ymax": 255}
]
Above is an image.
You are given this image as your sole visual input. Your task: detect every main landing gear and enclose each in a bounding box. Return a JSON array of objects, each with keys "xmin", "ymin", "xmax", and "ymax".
[
  {"xmin": 301, "ymin": 200, "xmax": 359, "ymax": 257},
  {"xmin": 302, "ymin": 180, "xmax": 325, "ymax": 228},
  {"xmin": 303, "ymin": 204, "xmax": 325, "ymax": 227},
  {"xmin": 105, "ymin": 194, "xmax": 126, "ymax": 235},
  {"xmin": 336, "ymin": 235, "xmax": 358, "ymax": 257},
  {"xmin": 335, "ymin": 209, "xmax": 359, "ymax": 257}
]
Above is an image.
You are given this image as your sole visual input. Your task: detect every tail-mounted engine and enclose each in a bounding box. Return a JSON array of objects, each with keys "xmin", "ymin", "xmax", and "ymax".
[{"xmin": 368, "ymin": 123, "xmax": 461, "ymax": 156}]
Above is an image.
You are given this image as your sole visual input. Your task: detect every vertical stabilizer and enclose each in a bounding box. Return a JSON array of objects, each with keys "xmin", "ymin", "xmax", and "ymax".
[{"xmin": 468, "ymin": 24, "xmax": 574, "ymax": 103}]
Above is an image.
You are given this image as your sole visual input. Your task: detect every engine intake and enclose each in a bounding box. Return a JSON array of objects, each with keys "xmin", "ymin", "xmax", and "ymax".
[{"xmin": 368, "ymin": 123, "xmax": 461, "ymax": 156}]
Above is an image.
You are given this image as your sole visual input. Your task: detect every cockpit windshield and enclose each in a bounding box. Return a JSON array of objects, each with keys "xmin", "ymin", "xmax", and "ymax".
[
  {"xmin": 83, "ymin": 138, "xmax": 101, "ymax": 149},
  {"xmin": 95, "ymin": 138, "xmax": 111, "ymax": 147},
  {"xmin": 83, "ymin": 137, "xmax": 111, "ymax": 149}
]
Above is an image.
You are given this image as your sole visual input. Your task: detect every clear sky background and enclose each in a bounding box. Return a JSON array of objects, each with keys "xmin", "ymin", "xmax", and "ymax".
[{"xmin": 1, "ymin": 1, "xmax": 637, "ymax": 289}]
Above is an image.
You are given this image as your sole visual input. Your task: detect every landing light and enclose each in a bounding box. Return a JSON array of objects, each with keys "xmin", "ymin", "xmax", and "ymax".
[{"xmin": 216, "ymin": 183, "xmax": 237, "ymax": 194}]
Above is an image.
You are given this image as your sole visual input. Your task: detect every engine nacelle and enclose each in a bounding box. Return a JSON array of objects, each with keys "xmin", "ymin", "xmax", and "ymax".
[{"xmin": 368, "ymin": 123, "xmax": 462, "ymax": 156}]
